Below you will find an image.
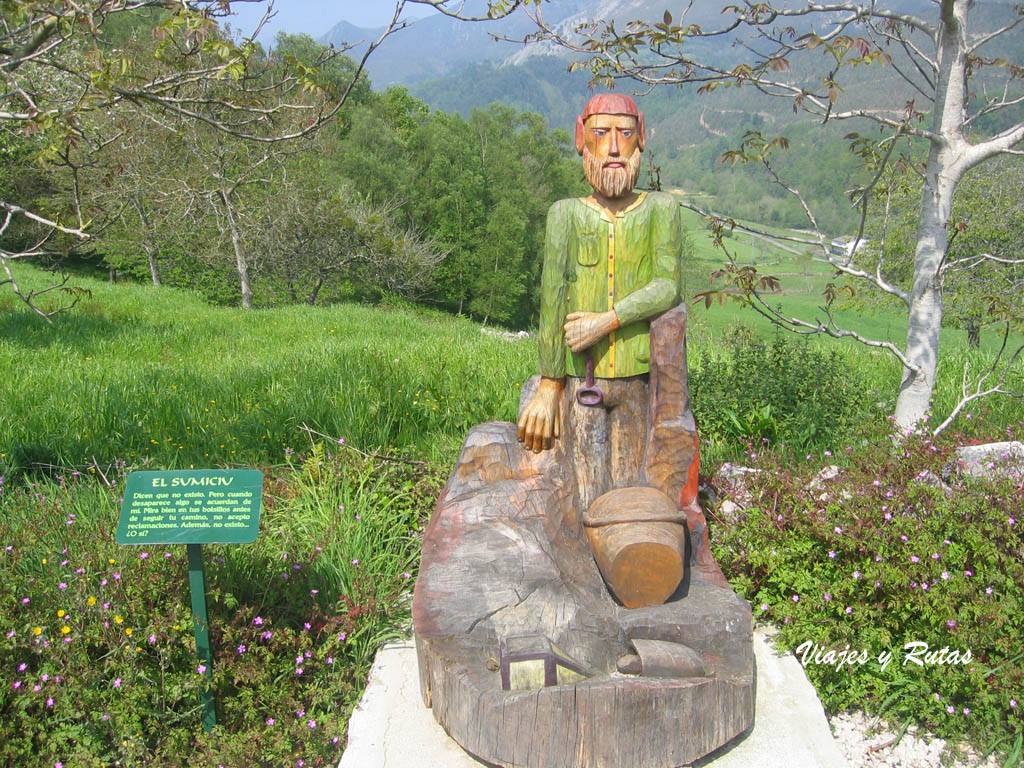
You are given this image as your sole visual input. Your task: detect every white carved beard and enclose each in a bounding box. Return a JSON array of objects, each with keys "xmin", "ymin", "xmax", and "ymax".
[{"xmin": 583, "ymin": 145, "xmax": 642, "ymax": 199}]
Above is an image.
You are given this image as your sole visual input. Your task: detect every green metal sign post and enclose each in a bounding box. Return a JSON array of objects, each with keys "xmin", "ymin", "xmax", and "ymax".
[
  {"xmin": 117, "ymin": 469, "xmax": 263, "ymax": 732},
  {"xmin": 187, "ymin": 543, "xmax": 216, "ymax": 730}
]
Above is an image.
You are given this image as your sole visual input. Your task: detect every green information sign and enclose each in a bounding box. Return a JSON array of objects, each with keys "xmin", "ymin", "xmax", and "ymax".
[
  {"xmin": 117, "ymin": 469, "xmax": 264, "ymax": 731},
  {"xmin": 117, "ymin": 469, "xmax": 263, "ymax": 545}
]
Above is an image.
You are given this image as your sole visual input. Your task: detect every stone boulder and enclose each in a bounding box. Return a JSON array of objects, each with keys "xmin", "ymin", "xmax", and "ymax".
[{"xmin": 954, "ymin": 441, "xmax": 1024, "ymax": 482}]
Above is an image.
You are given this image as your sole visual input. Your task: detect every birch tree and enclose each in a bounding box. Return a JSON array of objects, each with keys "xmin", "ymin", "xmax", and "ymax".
[{"xmin": 523, "ymin": 0, "xmax": 1024, "ymax": 433}]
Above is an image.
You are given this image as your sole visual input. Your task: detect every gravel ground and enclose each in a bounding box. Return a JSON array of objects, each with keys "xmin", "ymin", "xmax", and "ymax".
[{"xmin": 830, "ymin": 710, "xmax": 1001, "ymax": 768}]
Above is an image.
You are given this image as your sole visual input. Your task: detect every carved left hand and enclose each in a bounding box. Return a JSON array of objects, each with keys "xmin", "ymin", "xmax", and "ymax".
[{"xmin": 564, "ymin": 310, "xmax": 620, "ymax": 354}]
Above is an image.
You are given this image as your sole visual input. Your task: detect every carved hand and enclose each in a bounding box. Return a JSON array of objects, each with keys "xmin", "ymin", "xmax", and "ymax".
[
  {"xmin": 564, "ymin": 310, "xmax": 620, "ymax": 354},
  {"xmin": 516, "ymin": 376, "xmax": 564, "ymax": 452}
]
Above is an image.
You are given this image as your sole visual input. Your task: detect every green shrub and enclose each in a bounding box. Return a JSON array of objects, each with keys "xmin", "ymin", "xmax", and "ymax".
[
  {"xmin": 710, "ymin": 431, "xmax": 1024, "ymax": 761},
  {"xmin": 691, "ymin": 330, "xmax": 872, "ymax": 463}
]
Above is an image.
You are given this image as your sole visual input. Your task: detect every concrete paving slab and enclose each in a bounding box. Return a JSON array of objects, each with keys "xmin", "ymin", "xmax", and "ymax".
[
  {"xmin": 691, "ymin": 627, "xmax": 849, "ymax": 768},
  {"xmin": 339, "ymin": 628, "xmax": 849, "ymax": 768}
]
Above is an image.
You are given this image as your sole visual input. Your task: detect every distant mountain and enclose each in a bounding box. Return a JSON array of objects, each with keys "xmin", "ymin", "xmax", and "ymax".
[
  {"xmin": 320, "ymin": 0, "xmax": 582, "ymax": 86},
  {"xmin": 320, "ymin": 0, "xmax": 1023, "ymax": 234},
  {"xmin": 387, "ymin": 0, "xmax": 1021, "ymax": 139},
  {"xmin": 409, "ymin": 56, "xmax": 592, "ymax": 134},
  {"xmin": 325, "ymin": 0, "xmax": 998, "ymax": 98},
  {"xmin": 320, "ymin": 0, "xmax": 736, "ymax": 86}
]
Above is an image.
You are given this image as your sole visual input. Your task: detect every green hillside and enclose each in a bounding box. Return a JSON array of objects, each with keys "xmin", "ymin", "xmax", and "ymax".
[
  {"xmin": 3, "ymin": 256, "xmax": 1020, "ymax": 477},
  {"xmin": 0, "ymin": 264, "xmax": 534, "ymax": 473},
  {"xmin": 3, "ymin": 261, "xmax": 1022, "ymax": 767}
]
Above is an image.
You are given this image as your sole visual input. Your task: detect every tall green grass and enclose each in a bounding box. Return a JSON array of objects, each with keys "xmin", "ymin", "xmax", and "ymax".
[
  {"xmin": 0, "ymin": 266, "xmax": 534, "ymax": 473},
  {"xmin": 3, "ymin": 262, "xmax": 1021, "ymax": 477}
]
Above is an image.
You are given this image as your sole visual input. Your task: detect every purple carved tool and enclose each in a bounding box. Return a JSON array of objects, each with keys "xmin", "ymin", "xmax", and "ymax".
[{"xmin": 576, "ymin": 348, "xmax": 604, "ymax": 407}]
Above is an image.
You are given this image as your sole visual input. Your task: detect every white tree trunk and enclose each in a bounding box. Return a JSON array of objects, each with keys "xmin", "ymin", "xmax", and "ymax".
[
  {"xmin": 147, "ymin": 250, "xmax": 161, "ymax": 287},
  {"xmin": 130, "ymin": 195, "xmax": 161, "ymax": 287},
  {"xmin": 894, "ymin": 171, "xmax": 951, "ymax": 430},
  {"xmin": 893, "ymin": 0, "xmax": 969, "ymax": 431},
  {"xmin": 220, "ymin": 187, "xmax": 254, "ymax": 310}
]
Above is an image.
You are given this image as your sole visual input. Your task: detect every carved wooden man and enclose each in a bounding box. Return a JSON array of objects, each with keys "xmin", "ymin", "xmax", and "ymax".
[
  {"xmin": 517, "ymin": 94, "xmax": 687, "ymax": 505},
  {"xmin": 414, "ymin": 98, "xmax": 755, "ymax": 768}
]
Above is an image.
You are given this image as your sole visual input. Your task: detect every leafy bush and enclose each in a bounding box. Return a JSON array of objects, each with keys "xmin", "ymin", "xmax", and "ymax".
[
  {"xmin": 691, "ymin": 330, "xmax": 872, "ymax": 463},
  {"xmin": 710, "ymin": 431, "xmax": 1024, "ymax": 761},
  {"xmin": 0, "ymin": 450, "xmax": 443, "ymax": 767}
]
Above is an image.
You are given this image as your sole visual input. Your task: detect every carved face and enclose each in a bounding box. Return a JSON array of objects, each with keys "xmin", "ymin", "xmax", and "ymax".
[{"xmin": 582, "ymin": 114, "xmax": 642, "ymax": 199}]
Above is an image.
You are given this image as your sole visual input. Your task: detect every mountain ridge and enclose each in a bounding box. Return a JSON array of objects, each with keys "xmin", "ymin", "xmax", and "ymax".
[{"xmin": 317, "ymin": 1, "xmax": 1023, "ymax": 234}]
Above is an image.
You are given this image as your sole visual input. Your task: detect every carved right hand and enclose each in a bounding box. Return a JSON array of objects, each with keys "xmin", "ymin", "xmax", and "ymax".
[
  {"xmin": 564, "ymin": 310, "xmax": 619, "ymax": 354},
  {"xmin": 516, "ymin": 377, "xmax": 564, "ymax": 453}
]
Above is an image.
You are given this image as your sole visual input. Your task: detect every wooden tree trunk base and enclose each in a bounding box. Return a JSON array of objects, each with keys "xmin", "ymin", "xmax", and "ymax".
[{"xmin": 412, "ymin": 307, "xmax": 754, "ymax": 768}]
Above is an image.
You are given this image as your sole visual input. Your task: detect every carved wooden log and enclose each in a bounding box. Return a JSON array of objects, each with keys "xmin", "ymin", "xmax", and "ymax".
[
  {"xmin": 645, "ymin": 306, "xmax": 730, "ymax": 589},
  {"xmin": 626, "ymin": 638, "xmax": 711, "ymax": 678},
  {"xmin": 413, "ymin": 304, "xmax": 754, "ymax": 768},
  {"xmin": 583, "ymin": 487, "xmax": 687, "ymax": 608}
]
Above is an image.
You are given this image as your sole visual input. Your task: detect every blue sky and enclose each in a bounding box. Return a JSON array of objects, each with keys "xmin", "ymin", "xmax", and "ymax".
[{"xmin": 225, "ymin": 1, "xmax": 436, "ymax": 44}]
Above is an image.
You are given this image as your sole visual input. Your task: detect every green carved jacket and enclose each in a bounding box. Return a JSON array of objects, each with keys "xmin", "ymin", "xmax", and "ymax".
[{"xmin": 538, "ymin": 191, "xmax": 684, "ymax": 379}]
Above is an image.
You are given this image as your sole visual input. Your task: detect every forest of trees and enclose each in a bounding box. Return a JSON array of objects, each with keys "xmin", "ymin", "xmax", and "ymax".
[{"xmin": 0, "ymin": 6, "xmax": 586, "ymax": 329}]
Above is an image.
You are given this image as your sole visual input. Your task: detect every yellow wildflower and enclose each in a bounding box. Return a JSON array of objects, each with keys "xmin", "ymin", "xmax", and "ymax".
[
  {"xmin": 87, "ymin": 597, "xmax": 96, "ymax": 606},
  {"xmin": 60, "ymin": 626, "xmax": 70, "ymax": 635},
  {"xmin": 56, "ymin": 609, "xmax": 65, "ymax": 618},
  {"xmin": 32, "ymin": 627, "xmax": 42, "ymax": 636},
  {"xmin": 124, "ymin": 628, "xmax": 133, "ymax": 636},
  {"xmin": 114, "ymin": 615, "xmax": 123, "ymax": 625}
]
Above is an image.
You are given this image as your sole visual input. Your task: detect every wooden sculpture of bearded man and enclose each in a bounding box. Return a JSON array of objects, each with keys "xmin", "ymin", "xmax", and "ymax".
[
  {"xmin": 517, "ymin": 93, "xmax": 687, "ymax": 511},
  {"xmin": 412, "ymin": 93, "xmax": 754, "ymax": 768}
]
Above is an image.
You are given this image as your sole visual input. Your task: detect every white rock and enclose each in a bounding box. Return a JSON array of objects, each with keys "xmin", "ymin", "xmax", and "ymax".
[
  {"xmin": 716, "ymin": 463, "xmax": 762, "ymax": 481},
  {"xmin": 719, "ymin": 499, "xmax": 743, "ymax": 518},
  {"xmin": 829, "ymin": 710, "xmax": 1000, "ymax": 768},
  {"xmin": 806, "ymin": 465, "xmax": 841, "ymax": 492},
  {"xmin": 955, "ymin": 440, "xmax": 1024, "ymax": 480}
]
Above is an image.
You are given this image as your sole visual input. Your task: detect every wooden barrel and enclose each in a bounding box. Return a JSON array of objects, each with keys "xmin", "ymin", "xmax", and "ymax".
[{"xmin": 583, "ymin": 487, "xmax": 688, "ymax": 608}]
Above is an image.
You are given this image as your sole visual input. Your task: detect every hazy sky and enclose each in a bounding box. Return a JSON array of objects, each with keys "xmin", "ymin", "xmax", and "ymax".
[{"xmin": 226, "ymin": 1, "xmax": 436, "ymax": 44}]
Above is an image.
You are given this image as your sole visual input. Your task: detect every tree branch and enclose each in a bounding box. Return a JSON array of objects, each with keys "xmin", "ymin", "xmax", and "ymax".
[
  {"xmin": 678, "ymin": 201, "xmax": 822, "ymax": 248},
  {"xmin": 932, "ymin": 326, "xmax": 1024, "ymax": 437},
  {"xmin": 967, "ymin": 16, "xmax": 1024, "ymax": 54},
  {"xmin": 963, "ymin": 122, "xmax": 1024, "ymax": 171},
  {"xmin": 966, "ymin": 93, "xmax": 1024, "ymax": 128},
  {"xmin": 943, "ymin": 252, "xmax": 1024, "ymax": 273},
  {"xmin": 746, "ymin": 3, "xmax": 936, "ymax": 38},
  {"xmin": 745, "ymin": 285, "xmax": 920, "ymax": 371}
]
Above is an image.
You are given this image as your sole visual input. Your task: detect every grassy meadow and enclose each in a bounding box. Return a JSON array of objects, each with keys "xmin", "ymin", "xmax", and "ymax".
[
  {"xmin": 0, "ymin": 265, "xmax": 535, "ymax": 472},
  {"xmin": 680, "ymin": 204, "xmax": 1023, "ymax": 357},
  {"xmin": 2, "ymin": 259, "xmax": 1023, "ymax": 766}
]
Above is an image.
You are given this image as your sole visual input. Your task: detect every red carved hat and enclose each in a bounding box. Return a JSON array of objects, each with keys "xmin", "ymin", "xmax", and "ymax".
[{"xmin": 575, "ymin": 93, "xmax": 646, "ymax": 154}]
